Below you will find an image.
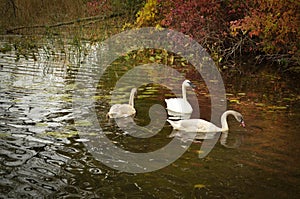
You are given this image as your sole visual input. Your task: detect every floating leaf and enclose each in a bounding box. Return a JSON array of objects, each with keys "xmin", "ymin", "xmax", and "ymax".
[
  {"xmin": 194, "ymin": 184, "xmax": 206, "ymax": 189},
  {"xmin": 268, "ymin": 106, "xmax": 287, "ymax": 110},
  {"xmin": 45, "ymin": 131, "xmax": 78, "ymax": 138},
  {"xmin": 255, "ymin": 103, "xmax": 265, "ymax": 107},
  {"xmin": 195, "ymin": 150, "xmax": 205, "ymax": 154},
  {"xmin": 75, "ymin": 120, "xmax": 93, "ymax": 127},
  {"xmin": 65, "ymin": 83, "xmax": 77, "ymax": 90},
  {"xmin": 93, "ymin": 95, "xmax": 105, "ymax": 100},
  {"xmin": 229, "ymin": 99, "xmax": 240, "ymax": 104}
]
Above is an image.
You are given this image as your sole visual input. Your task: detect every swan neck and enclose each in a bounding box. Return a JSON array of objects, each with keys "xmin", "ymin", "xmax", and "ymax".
[
  {"xmin": 129, "ymin": 90, "xmax": 135, "ymax": 106},
  {"xmin": 220, "ymin": 111, "xmax": 231, "ymax": 131},
  {"xmin": 182, "ymin": 83, "xmax": 187, "ymax": 101}
]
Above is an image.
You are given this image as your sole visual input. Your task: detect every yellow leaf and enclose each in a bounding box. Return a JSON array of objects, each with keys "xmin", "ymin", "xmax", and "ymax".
[
  {"xmin": 255, "ymin": 103, "xmax": 265, "ymax": 107},
  {"xmin": 194, "ymin": 184, "xmax": 206, "ymax": 189},
  {"xmin": 229, "ymin": 99, "xmax": 240, "ymax": 104},
  {"xmin": 195, "ymin": 150, "xmax": 205, "ymax": 154}
]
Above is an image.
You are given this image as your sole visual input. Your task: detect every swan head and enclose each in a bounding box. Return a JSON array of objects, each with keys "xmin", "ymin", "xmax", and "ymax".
[
  {"xmin": 131, "ymin": 88, "xmax": 137, "ymax": 95},
  {"xmin": 240, "ymin": 118, "xmax": 245, "ymax": 128},
  {"xmin": 234, "ymin": 112, "xmax": 245, "ymax": 128},
  {"xmin": 130, "ymin": 88, "xmax": 138, "ymax": 98},
  {"xmin": 183, "ymin": 80, "xmax": 196, "ymax": 88}
]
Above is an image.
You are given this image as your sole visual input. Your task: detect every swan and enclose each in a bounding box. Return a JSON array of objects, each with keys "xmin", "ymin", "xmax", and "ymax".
[
  {"xmin": 165, "ymin": 80, "xmax": 195, "ymax": 116},
  {"xmin": 167, "ymin": 110, "xmax": 245, "ymax": 133},
  {"xmin": 107, "ymin": 88, "xmax": 137, "ymax": 118}
]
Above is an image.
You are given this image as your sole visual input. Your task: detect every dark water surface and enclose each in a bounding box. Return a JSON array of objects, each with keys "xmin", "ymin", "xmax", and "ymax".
[{"xmin": 0, "ymin": 39, "xmax": 299, "ymax": 198}]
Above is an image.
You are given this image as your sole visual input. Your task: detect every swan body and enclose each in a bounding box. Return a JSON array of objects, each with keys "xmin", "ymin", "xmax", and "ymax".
[
  {"xmin": 107, "ymin": 88, "xmax": 137, "ymax": 118},
  {"xmin": 167, "ymin": 110, "xmax": 245, "ymax": 133},
  {"xmin": 165, "ymin": 80, "xmax": 195, "ymax": 115}
]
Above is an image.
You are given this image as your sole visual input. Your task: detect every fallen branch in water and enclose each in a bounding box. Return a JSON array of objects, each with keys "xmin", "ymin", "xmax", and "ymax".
[{"xmin": 6, "ymin": 13, "xmax": 125, "ymax": 34}]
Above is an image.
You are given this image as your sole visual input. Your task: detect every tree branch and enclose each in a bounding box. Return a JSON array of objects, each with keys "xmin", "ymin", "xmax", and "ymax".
[{"xmin": 6, "ymin": 12, "xmax": 125, "ymax": 34}]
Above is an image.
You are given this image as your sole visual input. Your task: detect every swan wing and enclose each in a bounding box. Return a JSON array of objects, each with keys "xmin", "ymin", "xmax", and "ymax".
[
  {"xmin": 194, "ymin": 119, "xmax": 221, "ymax": 132},
  {"xmin": 169, "ymin": 119, "xmax": 221, "ymax": 133},
  {"xmin": 165, "ymin": 98, "xmax": 193, "ymax": 114},
  {"xmin": 168, "ymin": 119, "xmax": 200, "ymax": 132}
]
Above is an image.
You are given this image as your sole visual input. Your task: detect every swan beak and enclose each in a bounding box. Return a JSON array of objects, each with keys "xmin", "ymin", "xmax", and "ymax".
[
  {"xmin": 240, "ymin": 121, "xmax": 245, "ymax": 128},
  {"xmin": 188, "ymin": 82, "xmax": 196, "ymax": 89}
]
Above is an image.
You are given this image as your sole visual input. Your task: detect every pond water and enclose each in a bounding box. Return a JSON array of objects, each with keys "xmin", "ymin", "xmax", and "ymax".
[{"xmin": 0, "ymin": 38, "xmax": 300, "ymax": 198}]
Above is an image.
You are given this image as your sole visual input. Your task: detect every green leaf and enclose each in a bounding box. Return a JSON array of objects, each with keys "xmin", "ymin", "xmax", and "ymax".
[{"xmin": 149, "ymin": 56, "xmax": 155, "ymax": 62}]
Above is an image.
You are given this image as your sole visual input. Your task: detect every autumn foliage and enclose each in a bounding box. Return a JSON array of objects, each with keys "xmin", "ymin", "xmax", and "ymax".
[
  {"xmin": 134, "ymin": 0, "xmax": 299, "ymax": 70},
  {"xmin": 230, "ymin": 0, "xmax": 299, "ymax": 55}
]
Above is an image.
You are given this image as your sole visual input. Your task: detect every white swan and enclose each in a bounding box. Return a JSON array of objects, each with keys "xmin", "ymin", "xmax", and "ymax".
[
  {"xmin": 165, "ymin": 80, "xmax": 195, "ymax": 116},
  {"xmin": 167, "ymin": 110, "xmax": 245, "ymax": 133},
  {"xmin": 107, "ymin": 88, "xmax": 137, "ymax": 118}
]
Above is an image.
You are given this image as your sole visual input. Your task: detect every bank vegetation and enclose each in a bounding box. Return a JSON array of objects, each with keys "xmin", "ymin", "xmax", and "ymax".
[{"xmin": 0, "ymin": 0, "xmax": 299, "ymax": 73}]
